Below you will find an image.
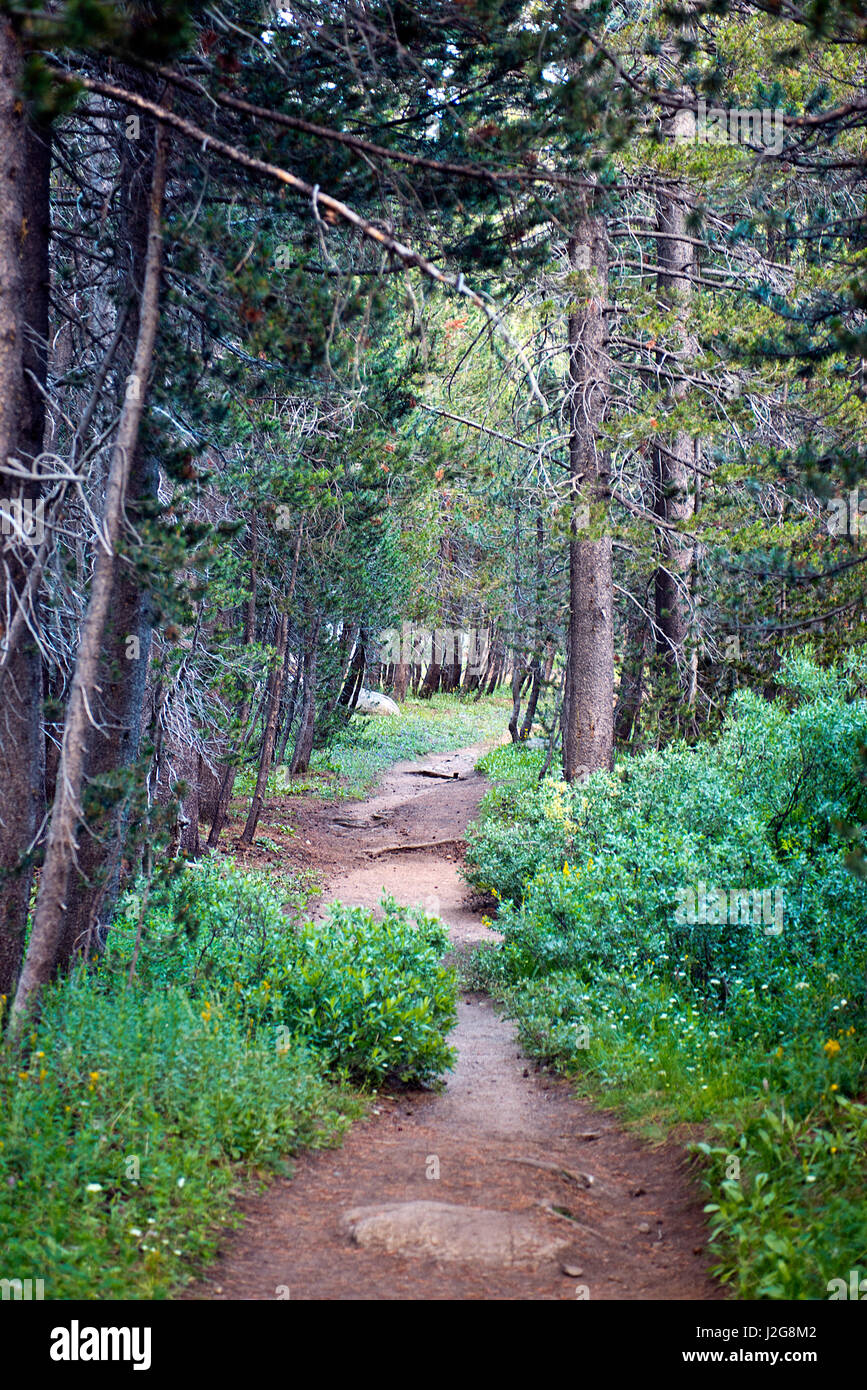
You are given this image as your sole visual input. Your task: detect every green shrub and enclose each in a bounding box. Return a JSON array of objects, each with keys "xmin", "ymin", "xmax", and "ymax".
[
  {"xmin": 245, "ymin": 899, "xmax": 458, "ymax": 1086},
  {"xmin": 109, "ymin": 861, "xmax": 458, "ymax": 1086}
]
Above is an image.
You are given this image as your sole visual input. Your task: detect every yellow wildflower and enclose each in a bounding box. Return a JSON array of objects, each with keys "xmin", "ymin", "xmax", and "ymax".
[{"xmin": 823, "ymin": 1039, "xmax": 841, "ymax": 1056}]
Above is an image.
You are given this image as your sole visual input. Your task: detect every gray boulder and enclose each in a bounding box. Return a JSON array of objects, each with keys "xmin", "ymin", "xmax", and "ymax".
[{"xmin": 354, "ymin": 688, "xmax": 401, "ymax": 717}]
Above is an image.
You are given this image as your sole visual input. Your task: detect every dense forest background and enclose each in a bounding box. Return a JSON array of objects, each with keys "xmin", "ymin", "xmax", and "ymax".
[{"xmin": 1, "ymin": 0, "xmax": 865, "ymax": 1021}]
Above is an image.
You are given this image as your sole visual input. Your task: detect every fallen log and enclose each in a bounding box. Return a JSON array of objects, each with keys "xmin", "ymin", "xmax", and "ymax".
[
  {"xmin": 366, "ymin": 837, "xmax": 465, "ymax": 858},
  {"xmin": 407, "ymin": 769, "xmax": 462, "ymax": 780}
]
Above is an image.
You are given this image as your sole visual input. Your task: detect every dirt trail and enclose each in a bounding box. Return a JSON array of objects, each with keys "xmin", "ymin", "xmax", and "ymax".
[{"xmin": 187, "ymin": 743, "xmax": 721, "ymax": 1300}]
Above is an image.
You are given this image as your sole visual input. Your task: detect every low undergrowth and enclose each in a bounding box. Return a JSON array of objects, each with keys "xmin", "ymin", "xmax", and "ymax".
[{"xmin": 0, "ymin": 978, "xmax": 357, "ymax": 1299}]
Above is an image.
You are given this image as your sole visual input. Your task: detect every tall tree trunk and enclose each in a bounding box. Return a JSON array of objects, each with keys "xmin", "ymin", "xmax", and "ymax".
[
  {"xmin": 10, "ymin": 128, "xmax": 168, "ymax": 1029},
  {"xmin": 324, "ymin": 620, "xmax": 358, "ymax": 717},
  {"xmin": 207, "ymin": 521, "xmax": 258, "ymax": 849},
  {"xmin": 178, "ymin": 751, "xmax": 202, "ymax": 857},
  {"xmin": 276, "ymin": 646, "xmax": 302, "ymax": 763},
  {"xmin": 652, "ymin": 143, "xmax": 697, "ymax": 704},
  {"xmin": 519, "ymin": 659, "xmax": 542, "ymax": 740},
  {"xmin": 519, "ymin": 513, "xmax": 545, "ymax": 740},
  {"xmin": 485, "ymin": 638, "xmax": 504, "ymax": 695},
  {"xmin": 339, "ymin": 632, "xmax": 365, "ymax": 709},
  {"xmin": 614, "ymin": 600, "xmax": 650, "ymax": 746},
  {"xmin": 290, "ymin": 615, "xmax": 322, "ymax": 775},
  {"xmin": 0, "ymin": 24, "xmax": 50, "ymax": 1000},
  {"xmin": 393, "ymin": 653, "xmax": 409, "ymax": 703},
  {"xmin": 562, "ymin": 207, "xmax": 614, "ymax": 780},
  {"xmin": 446, "ymin": 624, "xmax": 463, "ymax": 692},
  {"xmin": 0, "ymin": 23, "xmax": 50, "ymax": 996},
  {"xmin": 240, "ymin": 611, "xmax": 289, "ymax": 846},
  {"xmin": 420, "ymin": 629, "xmax": 443, "ymax": 697},
  {"xmin": 55, "ymin": 90, "xmax": 164, "ymax": 967},
  {"xmin": 508, "ymin": 659, "xmax": 525, "ymax": 742}
]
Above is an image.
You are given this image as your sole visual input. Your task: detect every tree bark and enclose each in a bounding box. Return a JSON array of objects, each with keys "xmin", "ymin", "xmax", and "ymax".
[
  {"xmin": 207, "ymin": 519, "xmax": 258, "ymax": 849},
  {"xmin": 614, "ymin": 600, "xmax": 650, "ymax": 746},
  {"xmin": 240, "ymin": 611, "xmax": 289, "ymax": 846},
  {"xmin": 485, "ymin": 641, "xmax": 504, "ymax": 695},
  {"xmin": 652, "ymin": 136, "xmax": 697, "ymax": 703},
  {"xmin": 420, "ymin": 628, "xmax": 443, "ymax": 697},
  {"xmin": 324, "ymin": 620, "xmax": 358, "ymax": 717},
  {"xmin": 519, "ymin": 658, "xmax": 542, "ymax": 740},
  {"xmin": 178, "ymin": 750, "xmax": 201, "ymax": 858},
  {"xmin": 508, "ymin": 659, "xmax": 525, "ymax": 742},
  {"xmin": 0, "ymin": 22, "xmax": 50, "ymax": 996},
  {"xmin": 562, "ymin": 207, "xmax": 614, "ymax": 780},
  {"xmin": 276, "ymin": 645, "xmax": 302, "ymax": 764},
  {"xmin": 10, "ymin": 126, "xmax": 167, "ymax": 1029},
  {"xmin": 519, "ymin": 514, "xmax": 545, "ymax": 740},
  {"xmin": 290, "ymin": 614, "xmax": 322, "ymax": 775},
  {"xmin": 338, "ymin": 631, "xmax": 365, "ymax": 709},
  {"xmin": 54, "ymin": 88, "xmax": 163, "ymax": 967},
  {"xmin": 393, "ymin": 653, "xmax": 409, "ymax": 703}
]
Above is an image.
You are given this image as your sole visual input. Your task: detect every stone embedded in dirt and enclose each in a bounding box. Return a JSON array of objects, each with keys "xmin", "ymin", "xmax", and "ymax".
[
  {"xmin": 340, "ymin": 1201, "xmax": 572, "ymax": 1267},
  {"xmin": 561, "ymin": 1263, "xmax": 584, "ymax": 1278},
  {"xmin": 638, "ymin": 1222, "xmax": 652, "ymax": 1233}
]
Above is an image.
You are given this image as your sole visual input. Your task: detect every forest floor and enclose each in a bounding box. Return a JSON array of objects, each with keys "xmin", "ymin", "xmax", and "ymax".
[{"xmin": 185, "ymin": 740, "xmax": 723, "ymax": 1301}]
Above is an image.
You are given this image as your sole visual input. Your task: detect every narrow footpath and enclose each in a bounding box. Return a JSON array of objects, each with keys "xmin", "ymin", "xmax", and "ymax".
[{"xmin": 187, "ymin": 744, "xmax": 721, "ymax": 1300}]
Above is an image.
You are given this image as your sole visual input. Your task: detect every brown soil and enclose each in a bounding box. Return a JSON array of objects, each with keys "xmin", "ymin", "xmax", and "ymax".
[{"xmin": 185, "ymin": 742, "xmax": 723, "ymax": 1301}]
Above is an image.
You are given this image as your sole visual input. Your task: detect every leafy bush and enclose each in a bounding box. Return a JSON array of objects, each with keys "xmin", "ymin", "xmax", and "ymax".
[
  {"xmin": 109, "ymin": 861, "xmax": 458, "ymax": 1086},
  {"xmin": 468, "ymin": 653, "xmax": 867, "ymax": 1015},
  {"xmin": 249, "ymin": 900, "xmax": 458, "ymax": 1085}
]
